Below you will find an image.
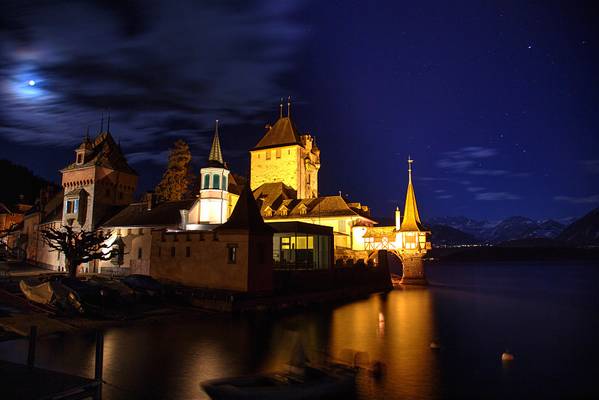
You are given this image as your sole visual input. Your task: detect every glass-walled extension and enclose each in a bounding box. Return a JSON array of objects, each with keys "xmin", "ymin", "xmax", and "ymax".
[{"xmin": 268, "ymin": 222, "xmax": 333, "ymax": 270}]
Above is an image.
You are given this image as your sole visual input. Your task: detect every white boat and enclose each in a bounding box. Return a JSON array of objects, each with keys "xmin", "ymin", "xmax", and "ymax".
[{"xmin": 19, "ymin": 279, "xmax": 83, "ymax": 313}]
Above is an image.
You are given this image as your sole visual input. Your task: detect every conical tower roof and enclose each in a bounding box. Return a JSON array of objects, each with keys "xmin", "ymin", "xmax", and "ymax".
[
  {"xmin": 253, "ymin": 98, "xmax": 301, "ymax": 150},
  {"xmin": 216, "ymin": 184, "xmax": 273, "ymax": 233},
  {"xmin": 208, "ymin": 120, "xmax": 225, "ymax": 167},
  {"xmin": 400, "ymin": 157, "xmax": 424, "ymax": 232}
]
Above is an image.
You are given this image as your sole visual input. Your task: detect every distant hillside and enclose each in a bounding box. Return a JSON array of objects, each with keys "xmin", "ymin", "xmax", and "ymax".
[
  {"xmin": 558, "ymin": 207, "xmax": 599, "ymax": 246},
  {"xmin": 427, "ymin": 216, "xmax": 493, "ymax": 239},
  {"xmin": 428, "ymin": 224, "xmax": 480, "ymax": 246},
  {"xmin": 0, "ymin": 159, "xmax": 51, "ymax": 206},
  {"xmin": 427, "ymin": 215, "xmax": 564, "ymax": 244}
]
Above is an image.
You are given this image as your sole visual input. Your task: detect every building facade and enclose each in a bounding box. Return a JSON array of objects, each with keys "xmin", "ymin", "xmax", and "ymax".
[{"xmin": 21, "ymin": 102, "xmax": 430, "ymax": 289}]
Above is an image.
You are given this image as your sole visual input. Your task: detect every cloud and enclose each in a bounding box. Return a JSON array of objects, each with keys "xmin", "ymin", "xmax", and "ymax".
[
  {"xmin": 554, "ymin": 194, "xmax": 599, "ymax": 204},
  {"xmin": 0, "ymin": 0, "xmax": 308, "ymax": 154},
  {"xmin": 126, "ymin": 150, "xmax": 168, "ymax": 165},
  {"xmin": 475, "ymin": 192, "xmax": 520, "ymax": 201},
  {"xmin": 437, "ymin": 146, "xmax": 498, "ymax": 174},
  {"xmin": 467, "ymin": 186, "xmax": 484, "ymax": 192},
  {"xmin": 444, "ymin": 146, "xmax": 497, "ymax": 159},
  {"xmin": 469, "ymin": 169, "xmax": 508, "ymax": 176},
  {"xmin": 579, "ymin": 160, "xmax": 599, "ymax": 174},
  {"xmin": 437, "ymin": 145, "xmax": 528, "ymax": 177}
]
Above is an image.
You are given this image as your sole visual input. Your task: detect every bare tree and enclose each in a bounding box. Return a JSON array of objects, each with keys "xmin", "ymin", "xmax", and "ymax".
[
  {"xmin": 41, "ymin": 226, "xmax": 120, "ymax": 278},
  {"xmin": 0, "ymin": 223, "xmax": 20, "ymax": 239}
]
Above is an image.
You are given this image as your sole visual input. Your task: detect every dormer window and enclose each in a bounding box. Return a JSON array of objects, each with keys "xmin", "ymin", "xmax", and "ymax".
[
  {"xmin": 298, "ymin": 204, "xmax": 308, "ymax": 215},
  {"xmin": 277, "ymin": 206, "xmax": 288, "ymax": 216},
  {"xmin": 264, "ymin": 206, "xmax": 273, "ymax": 217},
  {"xmin": 76, "ymin": 151, "xmax": 84, "ymax": 165}
]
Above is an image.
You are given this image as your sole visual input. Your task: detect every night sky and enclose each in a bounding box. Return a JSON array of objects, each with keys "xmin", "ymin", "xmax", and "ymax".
[{"xmin": 1, "ymin": 0, "xmax": 598, "ymax": 221}]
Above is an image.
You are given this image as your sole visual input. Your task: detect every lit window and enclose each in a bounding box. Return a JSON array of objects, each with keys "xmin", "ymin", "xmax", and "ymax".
[
  {"xmin": 265, "ymin": 150, "xmax": 271, "ymax": 160},
  {"xmin": 276, "ymin": 148, "xmax": 281, "ymax": 158},
  {"xmin": 65, "ymin": 199, "xmax": 79, "ymax": 214},
  {"xmin": 213, "ymin": 174, "xmax": 220, "ymax": 189},
  {"xmin": 227, "ymin": 244, "xmax": 238, "ymax": 264}
]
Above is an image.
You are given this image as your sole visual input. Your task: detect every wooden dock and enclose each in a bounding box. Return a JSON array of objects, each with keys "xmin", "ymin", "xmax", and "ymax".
[{"xmin": 0, "ymin": 327, "xmax": 104, "ymax": 399}]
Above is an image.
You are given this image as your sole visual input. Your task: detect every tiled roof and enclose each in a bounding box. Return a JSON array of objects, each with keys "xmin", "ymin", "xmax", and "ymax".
[
  {"xmin": 102, "ymin": 199, "xmax": 195, "ymax": 228},
  {"xmin": 40, "ymin": 190, "xmax": 64, "ymax": 224},
  {"xmin": 253, "ymin": 117, "xmax": 301, "ymax": 150},
  {"xmin": 62, "ymin": 132, "xmax": 137, "ymax": 175},
  {"xmin": 216, "ymin": 184, "xmax": 273, "ymax": 233},
  {"xmin": 252, "ymin": 182, "xmax": 375, "ymax": 222}
]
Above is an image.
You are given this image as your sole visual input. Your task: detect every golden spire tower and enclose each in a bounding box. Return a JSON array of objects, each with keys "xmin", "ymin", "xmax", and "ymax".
[{"xmin": 400, "ymin": 156, "xmax": 423, "ymax": 232}]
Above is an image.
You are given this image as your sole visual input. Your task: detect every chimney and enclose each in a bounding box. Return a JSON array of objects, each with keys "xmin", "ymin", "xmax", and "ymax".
[{"xmin": 144, "ymin": 191, "xmax": 156, "ymax": 211}]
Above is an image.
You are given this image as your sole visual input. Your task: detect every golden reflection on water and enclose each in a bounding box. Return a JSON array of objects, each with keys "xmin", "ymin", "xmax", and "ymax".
[{"xmin": 330, "ymin": 289, "xmax": 440, "ymax": 400}]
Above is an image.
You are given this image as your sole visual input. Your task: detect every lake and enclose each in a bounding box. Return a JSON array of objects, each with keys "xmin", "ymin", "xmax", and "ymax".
[{"xmin": 1, "ymin": 261, "xmax": 598, "ymax": 399}]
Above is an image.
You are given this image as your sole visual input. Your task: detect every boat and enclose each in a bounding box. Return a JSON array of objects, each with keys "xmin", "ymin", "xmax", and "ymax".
[
  {"xmin": 86, "ymin": 276, "xmax": 136, "ymax": 304},
  {"xmin": 19, "ymin": 279, "xmax": 84, "ymax": 313},
  {"xmin": 201, "ymin": 364, "xmax": 357, "ymax": 400},
  {"xmin": 201, "ymin": 341, "xmax": 357, "ymax": 399},
  {"xmin": 122, "ymin": 274, "xmax": 163, "ymax": 297}
]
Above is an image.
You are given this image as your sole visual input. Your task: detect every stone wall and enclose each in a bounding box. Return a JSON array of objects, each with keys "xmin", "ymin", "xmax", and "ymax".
[
  {"xmin": 149, "ymin": 229, "xmax": 273, "ymax": 292},
  {"xmin": 250, "ymin": 145, "xmax": 301, "ymax": 193}
]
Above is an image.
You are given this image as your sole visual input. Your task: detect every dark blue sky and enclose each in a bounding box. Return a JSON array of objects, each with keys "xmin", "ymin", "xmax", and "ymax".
[{"xmin": 1, "ymin": 0, "xmax": 597, "ymax": 221}]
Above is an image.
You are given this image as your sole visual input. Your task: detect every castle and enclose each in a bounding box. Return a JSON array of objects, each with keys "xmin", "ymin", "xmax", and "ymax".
[{"xmin": 19, "ymin": 100, "xmax": 430, "ymax": 291}]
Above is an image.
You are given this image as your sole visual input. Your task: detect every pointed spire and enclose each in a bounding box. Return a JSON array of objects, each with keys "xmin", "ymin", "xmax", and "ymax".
[
  {"xmin": 216, "ymin": 183, "xmax": 273, "ymax": 233},
  {"xmin": 107, "ymin": 111, "xmax": 111, "ymax": 133},
  {"xmin": 208, "ymin": 119, "xmax": 225, "ymax": 167},
  {"xmin": 85, "ymin": 126, "xmax": 90, "ymax": 141},
  {"xmin": 400, "ymin": 156, "xmax": 423, "ymax": 232},
  {"xmin": 287, "ymin": 96, "xmax": 291, "ymax": 118},
  {"xmin": 279, "ymin": 98, "xmax": 283, "ymax": 119}
]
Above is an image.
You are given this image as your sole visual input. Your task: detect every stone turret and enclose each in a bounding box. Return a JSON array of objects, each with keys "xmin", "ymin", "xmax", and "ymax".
[{"xmin": 197, "ymin": 120, "xmax": 230, "ymax": 224}]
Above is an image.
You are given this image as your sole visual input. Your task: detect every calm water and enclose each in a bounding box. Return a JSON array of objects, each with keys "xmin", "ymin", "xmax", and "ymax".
[{"xmin": 1, "ymin": 261, "xmax": 598, "ymax": 399}]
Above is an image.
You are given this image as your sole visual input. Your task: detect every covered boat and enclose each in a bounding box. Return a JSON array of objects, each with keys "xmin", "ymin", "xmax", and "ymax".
[
  {"xmin": 201, "ymin": 341, "xmax": 357, "ymax": 400},
  {"xmin": 201, "ymin": 364, "xmax": 357, "ymax": 400},
  {"xmin": 19, "ymin": 279, "xmax": 83, "ymax": 313}
]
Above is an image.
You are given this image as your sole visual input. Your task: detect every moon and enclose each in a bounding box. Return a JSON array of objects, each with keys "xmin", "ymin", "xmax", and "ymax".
[{"xmin": 28, "ymin": 80, "xmax": 36, "ymax": 86}]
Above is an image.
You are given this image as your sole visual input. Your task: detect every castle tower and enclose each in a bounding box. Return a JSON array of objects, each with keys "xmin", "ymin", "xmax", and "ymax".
[
  {"xmin": 398, "ymin": 157, "xmax": 430, "ymax": 285},
  {"xmin": 60, "ymin": 126, "xmax": 138, "ymax": 231},
  {"xmin": 198, "ymin": 120, "xmax": 230, "ymax": 224},
  {"xmin": 250, "ymin": 98, "xmax": 320, "ymax": 199}
]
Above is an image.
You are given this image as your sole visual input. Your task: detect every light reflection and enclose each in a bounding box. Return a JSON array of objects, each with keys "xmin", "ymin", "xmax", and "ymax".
[{"xmin": 330, "ymin": 290, "xmax": 440, "ymax": 399}]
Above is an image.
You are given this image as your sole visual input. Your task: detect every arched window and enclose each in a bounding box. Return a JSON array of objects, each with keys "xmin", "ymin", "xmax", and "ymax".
[
  {"xmin": 203, "ymin": 174, "xmax": 210, "ymax": 189},
  {"xmin": 222, "ymin": 175, "xmax": 227, "ymax": 191},
  {"xmin": 213, "ymin": 174, "xmax": 220, "ymax": 190}
]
